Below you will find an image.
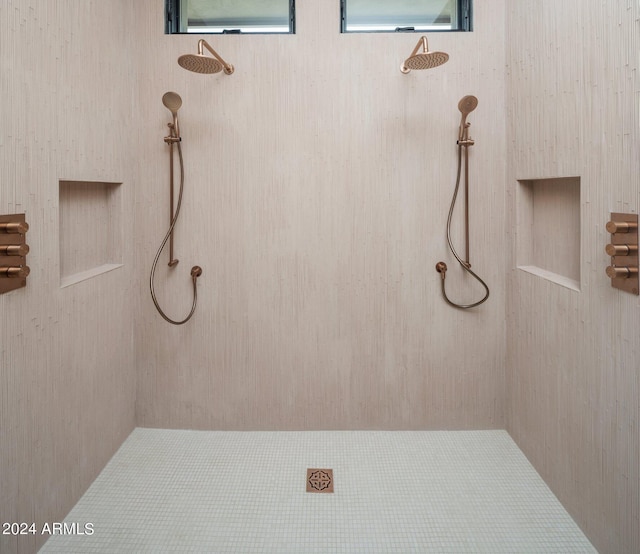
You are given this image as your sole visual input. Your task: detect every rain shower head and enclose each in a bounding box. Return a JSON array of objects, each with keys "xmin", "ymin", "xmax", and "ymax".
[
  {"xmin": 162, "ymin": 91, "xmax": 182, "ymax": 136},
  {"xmin": 178, "ymin": 39, "xmax": 234, "ymax": 75},
  {"xmin": 400, "ymin": 36, "xmax": 449, "ymax": 74}
]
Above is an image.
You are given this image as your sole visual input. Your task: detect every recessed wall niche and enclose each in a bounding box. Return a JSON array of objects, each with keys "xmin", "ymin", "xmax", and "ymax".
[
  {"xmin": 517, "ymin": 177, "xmax": 581, "ymax": 291},
  {"xmin": 59, "ymin": 180, "xmax": 123, "ymax": 287}
]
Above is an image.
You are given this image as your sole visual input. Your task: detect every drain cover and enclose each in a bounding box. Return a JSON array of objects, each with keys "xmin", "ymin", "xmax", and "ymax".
[{"xmin": 306, "ymin": 468, "xmax": 334, "ymax": 493}]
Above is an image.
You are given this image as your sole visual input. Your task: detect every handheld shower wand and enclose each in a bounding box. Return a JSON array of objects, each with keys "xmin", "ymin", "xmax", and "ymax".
[
  {"xmin": 457, "ymin": 95, "xmax": 478, "ymax": 143},
  {"xmin": 436, "ymin": 95, "xmax": 490, "ymax": 309},
  {"xmin": 162, "ymin": 91, "xmax": 182, "ymax": 139},
  {"xmin": 150, "ymin": 92, "xmax": 202, "ymax": 325}
]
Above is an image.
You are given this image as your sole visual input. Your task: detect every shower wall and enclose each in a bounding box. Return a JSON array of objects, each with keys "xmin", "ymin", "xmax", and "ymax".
[
  {"xmin": 505, "ymin": 1, "xmax": 640, "ymax": 553},
  {"xmin": 134, "ymin": 0, "xmax": 507, "ymax": 430},
  {"xmin": 0, "ymin": 2, "xmax": 138, "ymax": 553}
]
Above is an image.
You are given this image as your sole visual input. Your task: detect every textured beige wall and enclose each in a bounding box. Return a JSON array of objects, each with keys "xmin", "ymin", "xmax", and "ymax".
[
  {"xmin": 505, "ymin": 1, "xmax": 640, "ymax": 553},
  {"xmin": 134, "ymin": 0, "xmax": 507, "ymax": 430},
  {"xmin": 3, "ymin": 1, "xmax": 637, "ymax": 553},
  {"xmin": 0, "ymin": 2, "xmax": 137, "ymax": 553}
]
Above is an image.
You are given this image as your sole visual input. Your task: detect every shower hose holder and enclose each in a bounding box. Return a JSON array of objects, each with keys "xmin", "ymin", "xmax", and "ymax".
[
  {"xmin": 605, "ymin": 212, "xmax": 638, "ymax": 295},
  {"xmin": 0, "ymin": 213, "xmax": 30, "ymax": 294}
]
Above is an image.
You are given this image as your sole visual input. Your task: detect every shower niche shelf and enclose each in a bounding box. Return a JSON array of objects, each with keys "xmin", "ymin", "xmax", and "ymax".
[
  {"xmin": 516, "ymin": 177, "xmax": 581, "ymax": 291},
  {"xmin": 59, "ymin": 180, "xmax": 123, "ymax": 288}
]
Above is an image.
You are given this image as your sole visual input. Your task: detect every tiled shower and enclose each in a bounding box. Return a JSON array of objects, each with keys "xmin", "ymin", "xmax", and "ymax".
[{"xmin": 0, "ymin": 1, "xmax": 638, "ymax": 553}]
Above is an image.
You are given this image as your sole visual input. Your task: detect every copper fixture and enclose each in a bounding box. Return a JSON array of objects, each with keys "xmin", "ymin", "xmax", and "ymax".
[
  {"xmin": 605, "ymin": 213, "xmax": 638, "ymax": 295},
  {"xmin": 0, "ymin": 213, "xmax": 30, "ymax": 294},
  {"xmin": 149, "ymin": 92, "xmax": 202, "ymax": 325},
  {"xmin": 162, "ymin": 91, "xmax": 182, "ymax": 267},
  {"xmin": 435, "ymin": 96, "xmax": 490, "ymax": 309},
  {"xmin": 306, "ymin": 469, "xmax": 334, "ymax": 493},
  {"xmin": 401, "ymin": 36, "xmax": 449, "ymax": 74},
  {"xmin": 178, "ymin": 39, "xmax": 234, "ymax": 75}
]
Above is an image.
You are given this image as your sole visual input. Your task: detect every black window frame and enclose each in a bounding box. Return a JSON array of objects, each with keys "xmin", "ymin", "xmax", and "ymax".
[
  {"xmin": 165, "ymin": 0, "xmax": 296, "ymax": 35},
  {"xmin": 340, "ymin": 0, "xmax": 472, "ymax": 33}
]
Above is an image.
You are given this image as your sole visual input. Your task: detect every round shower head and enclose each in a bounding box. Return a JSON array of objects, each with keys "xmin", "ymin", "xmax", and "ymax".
[
  {"xmin": 403, "ymin": 51, "xmax": 449, "ymax": 72},
  {"xmin": 458, "ymin": 95, "xmax": 478, "ymax": 115},
  {"xmin": 178, "ymin": 54, "xmax": 224, "ymax": 75},
  {"xmin": 178, "ymin": 40, "xmax": 234, "ymax": 75},
  {"xmin": 162, "ymin": 91, "xmax": 182, "ymax": 116},
  {"xmin": 400, "ymin": 36, "xmax": 449, "ymax": 74}
]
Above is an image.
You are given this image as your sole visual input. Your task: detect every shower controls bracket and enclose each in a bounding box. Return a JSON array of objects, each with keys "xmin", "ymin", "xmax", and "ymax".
[
  {"xmin": 605, "ymin": 212, "xmax": 638, "ymax": 295},
  {"xmin": 0, "ymin": 213, "xmax": 30, "ymax": 294}
]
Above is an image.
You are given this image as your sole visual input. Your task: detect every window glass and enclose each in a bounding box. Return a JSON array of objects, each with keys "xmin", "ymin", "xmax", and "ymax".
[
  {"xmin": 341, "ymin": 0, "xmax": 471, "ymax": 33},
  {"xmin": 166, "ymin": 0, "xmax": 295, "ymax": 34}
]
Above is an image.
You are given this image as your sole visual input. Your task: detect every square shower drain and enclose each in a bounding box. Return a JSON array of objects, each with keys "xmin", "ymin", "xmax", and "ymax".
[{"xmin": 306, "ymin": 468, "xmax": 334, "ymax": 493}]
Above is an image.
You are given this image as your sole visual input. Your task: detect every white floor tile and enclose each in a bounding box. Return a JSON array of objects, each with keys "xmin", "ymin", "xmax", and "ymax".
[{"xmin": 39, "ymin": 429, "xmax": 597, "ymax": 553}]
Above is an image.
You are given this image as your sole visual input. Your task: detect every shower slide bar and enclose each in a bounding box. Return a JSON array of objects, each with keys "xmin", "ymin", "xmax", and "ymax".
[
  {"xmin": 149, "ymin": 92, "xmax": 202, "ymax": 325},
  {"xmin": 436, "ymin": 96, "xmax": 490, "ymax": 309}
]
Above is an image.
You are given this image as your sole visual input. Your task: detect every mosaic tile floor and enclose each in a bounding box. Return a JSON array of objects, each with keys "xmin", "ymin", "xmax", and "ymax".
[{"xmin": 40, "ymin": 429, "xmax": 596, "ymax": 553}]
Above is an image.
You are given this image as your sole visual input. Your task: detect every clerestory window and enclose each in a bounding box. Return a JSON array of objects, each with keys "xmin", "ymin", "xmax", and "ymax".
[
  {"xmin": 341, "ymin": 0, "xmax": 472, "ymax": 33},
  {"xmin": 165, "ymin": 0, "xmax": 295, "ymax": 34}
]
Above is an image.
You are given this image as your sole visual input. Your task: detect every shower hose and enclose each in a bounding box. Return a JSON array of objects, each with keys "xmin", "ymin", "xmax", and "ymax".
[
  {"xmin": 149, "ymin": 140, "xmax": 201, "ymax": 325},
  {"xmin": 437, "ymin": 144, "xmax": 490, "ymax": 309}
]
